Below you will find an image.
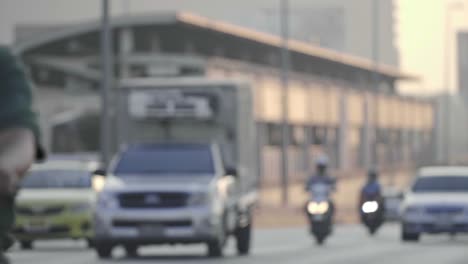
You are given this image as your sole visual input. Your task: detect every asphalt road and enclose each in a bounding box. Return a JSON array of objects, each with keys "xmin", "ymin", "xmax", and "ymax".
[{"xmin": 8, "ymin": 224, "xmax": 467, "ymax": 264}]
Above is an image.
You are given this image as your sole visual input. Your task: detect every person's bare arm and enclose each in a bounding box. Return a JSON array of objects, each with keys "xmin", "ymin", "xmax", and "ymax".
[{"xmin": 0, "ymin": 128, "xmax": 35, "ymax": 195}]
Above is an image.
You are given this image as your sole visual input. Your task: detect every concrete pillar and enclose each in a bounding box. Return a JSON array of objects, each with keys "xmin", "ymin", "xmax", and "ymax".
[
  {"xmin": 117, "ymin": 27, "xmax": 134, "ymax": 149},
  {"xmin": 303, "ymin": 126, "xmax": 311, "ymax": 175},
  {"xmin": 338, "ymin": 89, "xmax": 349, "ymax": 170},
  {"xmin": 41, "ymin": 113, "xmax": 52, "ymax": 153},
  {"xmin": 362, "ymin": 92, "xmax": 371, "ymax": 170},
  {"xmin": 119, "ymin": 27, "xmax": 134, "ymax": 78},
  {"xmin": 256, "ymin": 122, "xmax": 266, "ymax": 189}
]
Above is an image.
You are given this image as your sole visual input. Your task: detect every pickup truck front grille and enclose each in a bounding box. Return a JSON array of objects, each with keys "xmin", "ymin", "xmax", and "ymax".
[{"xmin": 118, "ymin": 192, "xmax": 189, "ymax": 209}]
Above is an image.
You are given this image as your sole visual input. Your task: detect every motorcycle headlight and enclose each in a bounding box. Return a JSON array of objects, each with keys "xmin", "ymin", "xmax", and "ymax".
[
  {"xmin": 97, "ymin": 192, "xmax": 118, "ymax": 210},
  {"xmin": 187, "ymin": 192, "xmax": 209, "ymax": 206},
  {"xmin": 362, "ymin": 201, "xmax": 379, "ymax": 214},
  {"xmin": 307, "ymin": 201, "xmax": 330, "ymax": 215},
  {"xmin": 70, "ymin": 203, "xmax": 92, "ymax": 213}
]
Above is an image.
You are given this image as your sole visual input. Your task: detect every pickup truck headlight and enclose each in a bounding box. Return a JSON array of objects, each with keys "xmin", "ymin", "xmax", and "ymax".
[
  {"xmin": 97, "ymin": 192, "xmax": 118, "ymax": 210},
  {"xmin": 187, "ymin": 192, "xmax": 209, "ymax": 206},
  {"xmin": 70, "ymin": 203, "xmax": 92, "ymax": 213}
]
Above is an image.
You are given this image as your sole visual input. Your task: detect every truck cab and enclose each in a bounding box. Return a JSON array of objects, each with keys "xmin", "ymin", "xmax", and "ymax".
[{"xmin": 94, "ymin": 77, "xmax": 258, "ymax": 258}]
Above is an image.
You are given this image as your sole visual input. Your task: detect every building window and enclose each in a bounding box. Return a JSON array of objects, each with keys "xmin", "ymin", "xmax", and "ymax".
[
  {"xmin": 327, "ymin": 127, "xmax": 337, "ymax": 144},
  {"xmin": 130, "ymin": 65, "xmax": 147, "ymax": 77},
  {"xmin": 67, "ymin": 40, "xmax": 81, "ymax": 53},
  {"xmin": 376, "ymin": 129, "xmax": 389, "ymax": 144},
  {"xmin": 265, "ymin": 124, "xmax": 306, "ymax": 146},
  {"xmin": 38, "ymin": 69, "xmax": 50, "ymax": 83},
  {"xmin": 266, "ymin": 52, "xmax": 278, "ymax": 66},
  {"xmin": 291, "ymin": 126, "xmax": 305, "ymax": 146},
  {"xmin": 266, "ymin": 123, "xmax": 282, "ymax": 146},
  {"xmin": 311, "ymin": 126, "xmax": 327, "ymax": 145},
  {"xmin": 151, "ymin": 36, "xmax": 160, "ymax": 52},
  {"xmin": 185, "ymin": 42, "xmax": 196, "ymax": 54}
]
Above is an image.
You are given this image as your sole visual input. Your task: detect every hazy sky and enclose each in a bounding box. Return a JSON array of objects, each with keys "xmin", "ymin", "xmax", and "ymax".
[
  {"xmin": 1, "ymin": 0, "xmax": 467, "ymax": 95},
  {"xmin": 397, "ymin": 0, "xmax": 468, "ymax": 95}
]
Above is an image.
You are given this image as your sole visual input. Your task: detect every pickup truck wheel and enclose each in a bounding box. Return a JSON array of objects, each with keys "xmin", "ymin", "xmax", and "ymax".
[
  {"xmin": 86, "ymin": 239, "xmax": 95, "ymax": 249},
  {"xmin": 96, "ymin": 245, "xmax": 113, "ymax": 259},
  {"xmin": 401, "ymin": 223, "xmax": 420, "ymax": 242},
  {"xmin": 401, "ymin": 230, "xmax": 420, "ymax": 242},
  {"xmin": 207, "ymin": 240, "xmax": 223, "ymax": 258},
  {"xmin": 124, "ymin": 245, "xmax": 138, "ymax": 258},
  {"xmin": 19, "ymin": 241, "xmax": 33, "ymax": 250},
  {"xmin": 236, "ymin": 221, "xmax": 252, "ymax": 255},
  {"xmin": 207, "ymin": 218, "xmax": 227, "ymax": 258}
]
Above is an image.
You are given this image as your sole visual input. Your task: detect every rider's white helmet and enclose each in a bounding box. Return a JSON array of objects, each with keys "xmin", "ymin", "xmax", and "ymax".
[{"xmin": 315, "ymin": 154, "xmax": 329, "ymax": 167}]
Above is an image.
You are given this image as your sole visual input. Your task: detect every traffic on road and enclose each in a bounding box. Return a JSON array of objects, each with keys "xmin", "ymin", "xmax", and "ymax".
[
  {"xmin": 1, "ymin": 1, "xmax": 468, "ymax": 263},
  {"xmin": 9, "ymin": 225, "xmax": 468, "ymax": 264}
]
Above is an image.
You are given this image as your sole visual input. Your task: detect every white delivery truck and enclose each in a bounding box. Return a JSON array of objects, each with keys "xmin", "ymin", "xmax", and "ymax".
[{"xmin": 94, "ymin": 77, "xmax": 258, "ymax": 258}]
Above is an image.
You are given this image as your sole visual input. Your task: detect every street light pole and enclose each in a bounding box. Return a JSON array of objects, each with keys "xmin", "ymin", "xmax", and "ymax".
[
  {"xmin": 280, "ymin": 0, "xmax": 290, "ymax": 206},
  {"xmin": 443, "ymin": 1, "xmax": 464, "ymax": 164},
  {"xmin": 100, "ymin": 0, "xmax": 113, "ymax": 168},
  {"xmin": 371, "ymin": 0, "xmax": 380, "ymax": 169}
]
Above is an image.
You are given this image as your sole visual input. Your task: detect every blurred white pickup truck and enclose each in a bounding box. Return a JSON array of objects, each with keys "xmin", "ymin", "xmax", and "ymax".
[{"xmin": 93, "ymin": 78, "xmax": 259, "ymax": 258}]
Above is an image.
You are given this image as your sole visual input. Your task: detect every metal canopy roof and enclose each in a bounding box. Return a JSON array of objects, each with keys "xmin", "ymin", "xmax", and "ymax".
[{"xmin": 15, "ymin": 11, "xmax": 417, "ymax": 81}]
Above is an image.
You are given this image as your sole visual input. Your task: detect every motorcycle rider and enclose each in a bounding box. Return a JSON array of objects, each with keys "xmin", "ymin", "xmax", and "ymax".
[
  {"xmin": 359, "ymin": 168, "xmax": 384, "ymax": 221},
  {"xmin": 306, "ymin": 155, "xmax": 336, "ymax": 192},
  {"xmin": 0, "ymin": 46, "xmax": 44, "ymax": 264},
  {"xmin": 305, "ymin": 155, "xmax": 336, "ymax": 220}
]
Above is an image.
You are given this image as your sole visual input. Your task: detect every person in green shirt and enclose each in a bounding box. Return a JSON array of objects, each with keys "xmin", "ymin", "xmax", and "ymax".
[{"xmin": 0, "ymin": 46, "xmax": 44, "ymax": 264}]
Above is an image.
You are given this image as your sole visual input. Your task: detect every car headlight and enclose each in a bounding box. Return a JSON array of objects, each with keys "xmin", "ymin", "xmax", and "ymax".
[
  {"xmin": 307, "ymin": 201, "xmax": 329, "ymax": 215},
  {"xmin": 187, "ymin": 192, "xmax": 209, "ymax": 206},
  {"xmin": 97, "ymin": 192, "xmax": 118, "ymax": 210},
  {"xmin": 70, "ymin": 203, "xmax": 92, "ymax": 213},
  {"xmin": 92, "ymin": 175, "xmax": 106, "ymax": 192}
]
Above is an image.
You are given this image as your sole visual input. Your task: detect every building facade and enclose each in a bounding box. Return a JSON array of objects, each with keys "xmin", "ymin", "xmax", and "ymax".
[
  {"xmin": 16, "ymin": 12, "xmax": 430, "ymax": 186},
  {"xmin": 130, "ymin": 0, "xmax": 400, "ymax": 66},
  {"xmin": 12, "ymin": 0, "xmax": 400, "ymax": 67}
]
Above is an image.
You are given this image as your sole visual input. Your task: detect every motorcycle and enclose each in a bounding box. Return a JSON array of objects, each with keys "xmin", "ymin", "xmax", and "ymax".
[
  {"xmin": 306, "ymin": 183, "xmax": 334, "ymax": 245},
  {"xmin": 360, "ymin": 196, "xmax": 384, "ymax": 235}
]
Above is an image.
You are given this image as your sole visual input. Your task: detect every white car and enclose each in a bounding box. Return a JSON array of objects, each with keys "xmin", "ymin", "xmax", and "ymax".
[
  {"xmin": 383, "ymin": 187, "xmax": 404, "ymax": 221},
  {"xmin": 400, "ymin": 167, "xmax": 468, "ymax": 242}
]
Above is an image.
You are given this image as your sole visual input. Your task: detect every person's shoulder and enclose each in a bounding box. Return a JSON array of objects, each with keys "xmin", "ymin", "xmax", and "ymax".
[
  {"xmin": 0, "ymin": 45, "xmax": 11, "ymax": 54},
  {"xmin": 0, "ymin": 46, "xmax": 21, "ymax": 75},
  {"xmin": 0, "ymin": 45, "xmax": 16, "ymax": 62}
]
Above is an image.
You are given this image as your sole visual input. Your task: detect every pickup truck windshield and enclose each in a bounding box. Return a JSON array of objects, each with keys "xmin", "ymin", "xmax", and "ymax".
[
  {"xmin": 114, "ymin": 145, "xmax": 215, "ymax": 175},
  {"xmin": 412, "ymin": 176, "xmax": 468, "ymax": 193}
]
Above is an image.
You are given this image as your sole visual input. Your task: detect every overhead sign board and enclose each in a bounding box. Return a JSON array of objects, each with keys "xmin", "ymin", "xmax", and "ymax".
[{"xmin": 129, "ymin": 90, "xmax": 214, "ymax": 120}]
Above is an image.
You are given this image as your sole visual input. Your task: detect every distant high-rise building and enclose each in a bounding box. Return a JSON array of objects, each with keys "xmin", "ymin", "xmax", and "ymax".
[{"xmin": 458, "ymin": 32, "xmax": 468, "ymax": 102}]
